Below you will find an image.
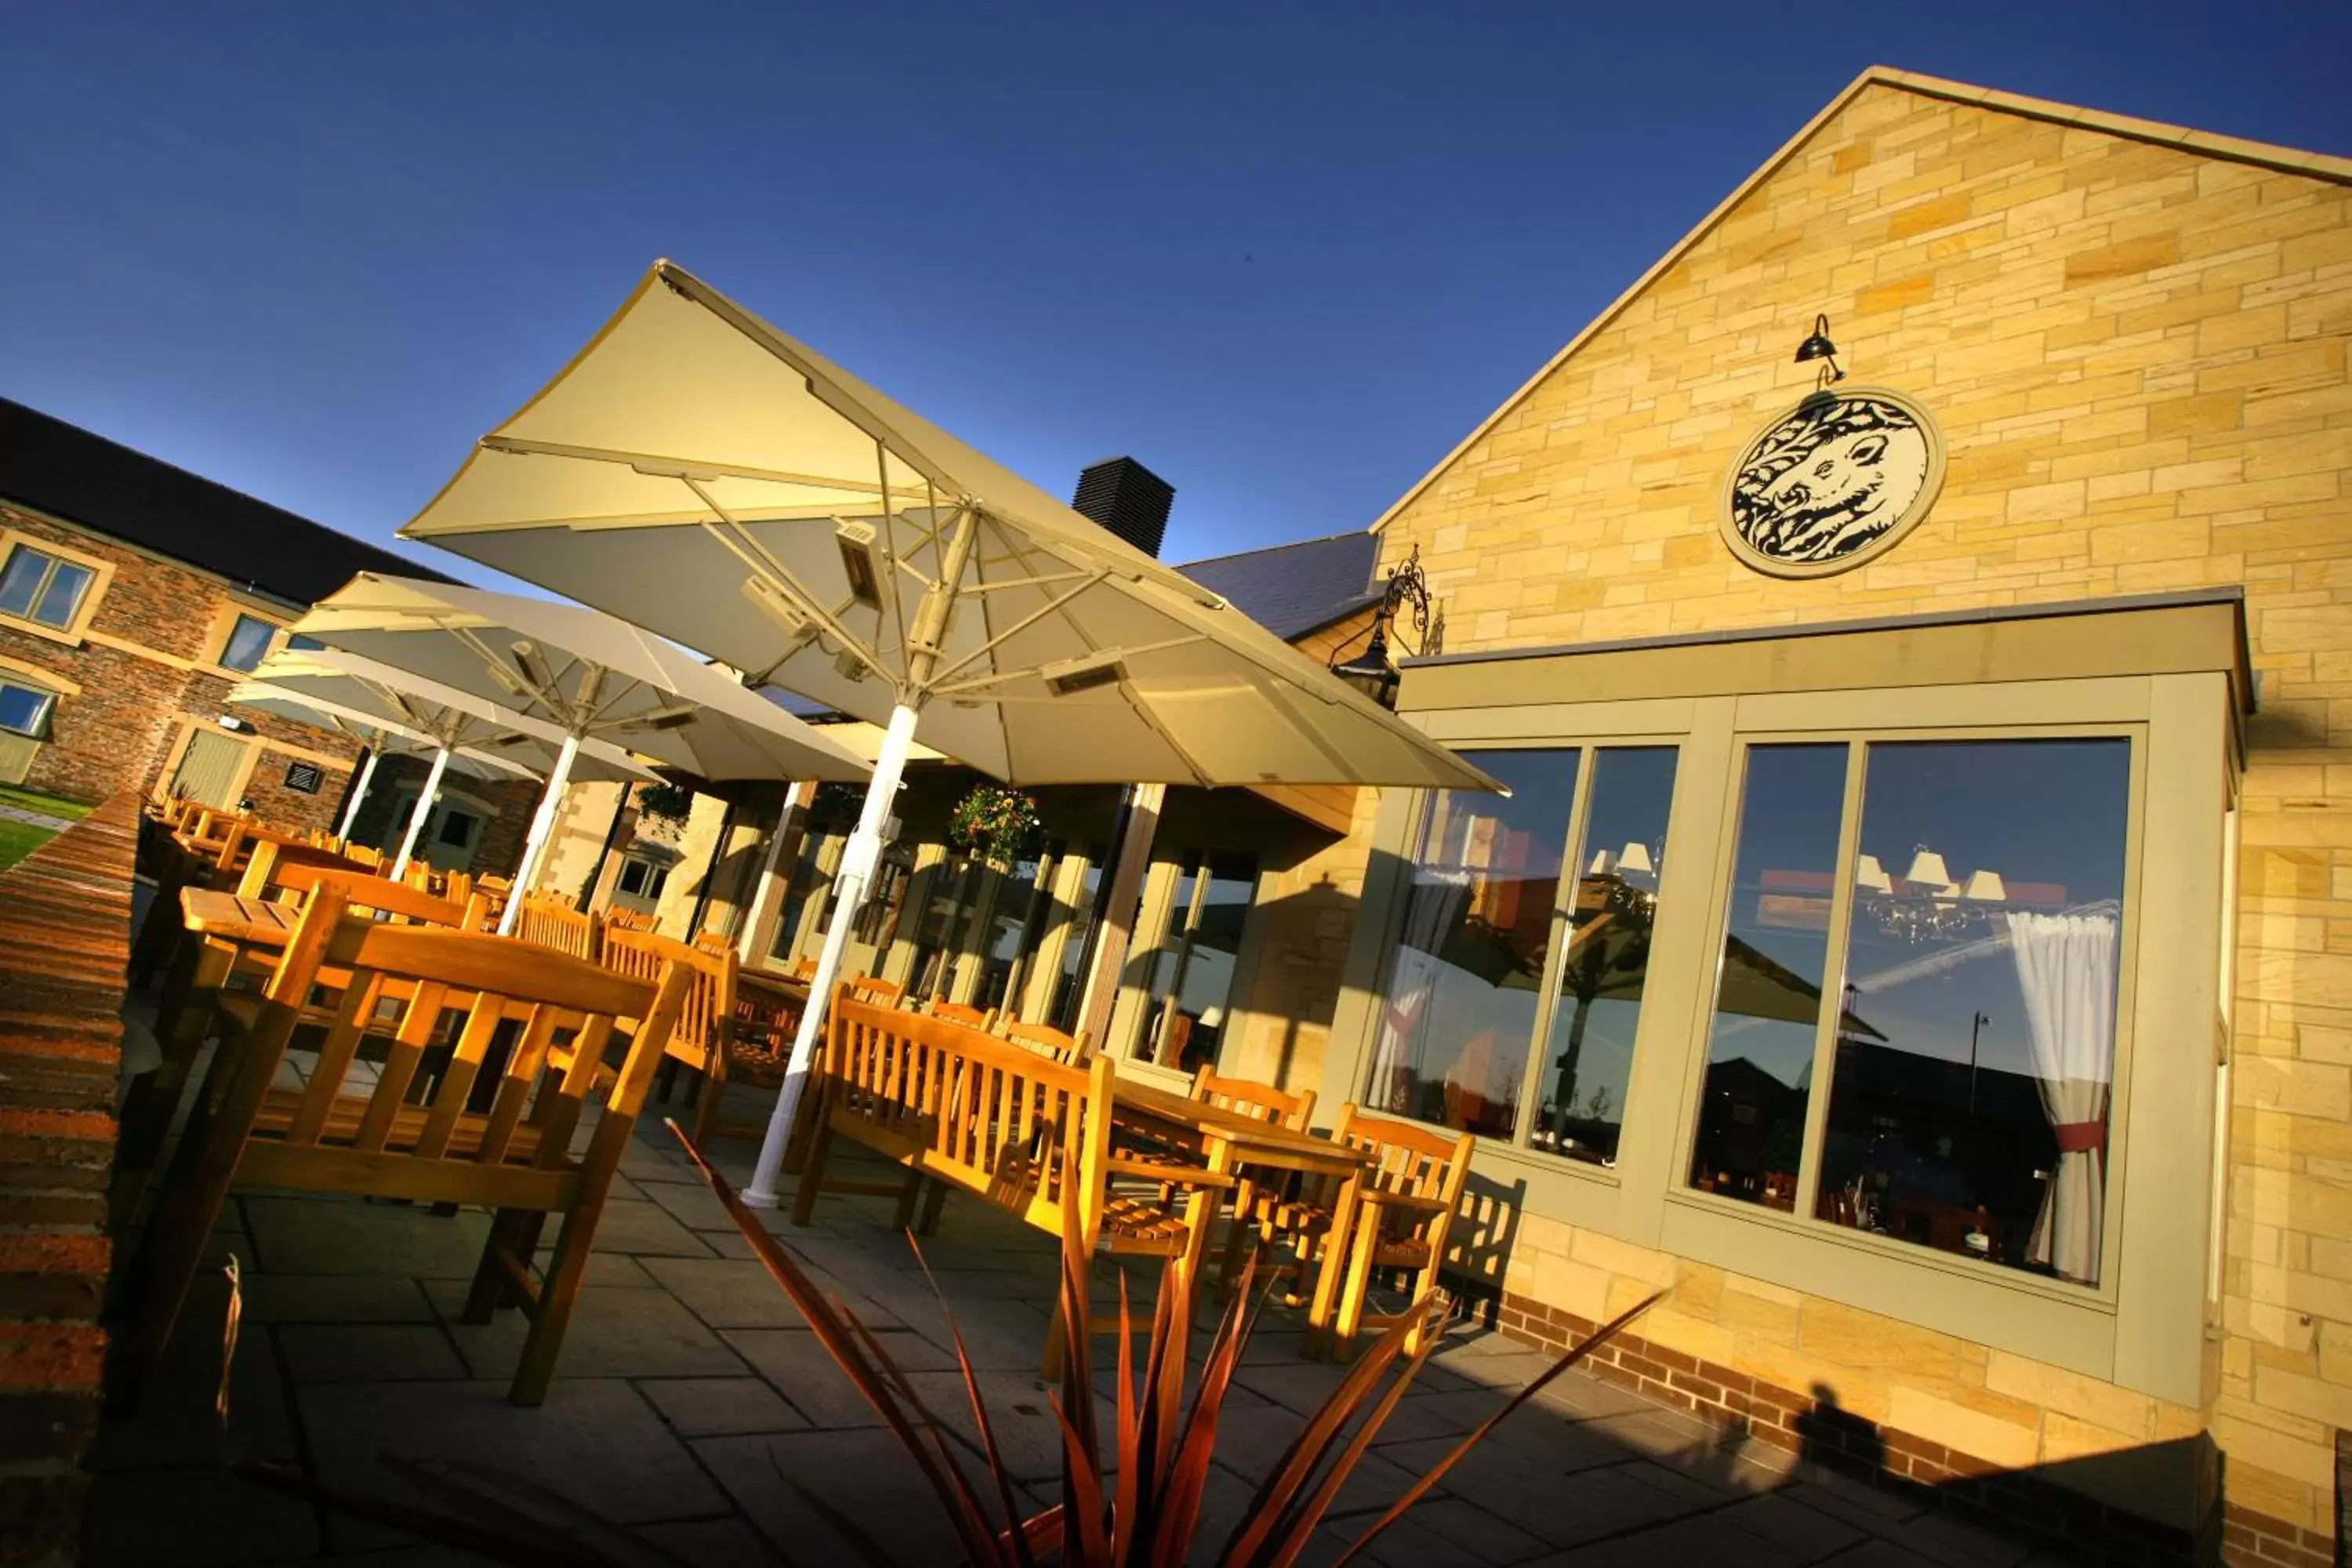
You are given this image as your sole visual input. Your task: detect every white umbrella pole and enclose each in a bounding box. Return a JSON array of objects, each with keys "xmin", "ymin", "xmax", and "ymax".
[
  {"xmin": 392, "ymin": 746, "xmax": 454, "ymax": 877},
  {"xmin": 743, "ymin": 702, "xmax": 917, "ymax": 1208},
  {"xmin": 336, "ymin": 746, "xmax": 383, "ymax": 841},
  {"xmin": 498, "ymin": 732, "xmax": 582, "ymax": 936}
]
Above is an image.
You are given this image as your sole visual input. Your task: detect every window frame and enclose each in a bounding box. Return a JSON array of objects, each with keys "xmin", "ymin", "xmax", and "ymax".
[
  {"xmin": 0, "ymin": 530, "xmax": 114, "ymax": 645},
  {"xmin": 1667, "ymin": 721, "xmax": 2149, "ymax": 1309},
  {"xmin": 0, "ymin": 677, "xmax": 58, "ymax": 739},
  {"xmin": 202, "ymin": 601, "xmax": 290, "ymax": 677},
  {"xmin": 1363, "ymin": 732, "xmax": 1689, "ymax": 1181},
  {"xmin": 1322, "ymin": 666, "xmax": 2231, "ymax": 1403}
]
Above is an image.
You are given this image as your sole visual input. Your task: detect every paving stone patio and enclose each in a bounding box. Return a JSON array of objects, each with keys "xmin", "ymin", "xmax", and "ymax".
[{"xmin": 91, "ymin": 1106, "xmax": 2092, "ymax": 1566}]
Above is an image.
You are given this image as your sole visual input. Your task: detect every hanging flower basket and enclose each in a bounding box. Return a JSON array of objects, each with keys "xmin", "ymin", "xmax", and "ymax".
[{"xmin": 948, "ymin": 784, "xmax": 1044, "ymax": 871}]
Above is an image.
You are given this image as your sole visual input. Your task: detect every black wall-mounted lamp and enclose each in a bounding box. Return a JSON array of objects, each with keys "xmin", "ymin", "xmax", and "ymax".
[
  {"xmin": 1329, "ymin": 545, "xmax": 1436, "ymax": 711},
  {"xmin": 1794, "ymin": 313, "xmax": 1844, "ymax": 390}
]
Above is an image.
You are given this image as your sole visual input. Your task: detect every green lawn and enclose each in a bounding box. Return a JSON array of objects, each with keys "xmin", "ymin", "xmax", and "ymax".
[
  {"xmin": 0, "ymin": 784, "xmax": 93, "ymax": 822},
  {"xmin": 0, "ymin": 818, "xmax": 56, "ymax": 873}
]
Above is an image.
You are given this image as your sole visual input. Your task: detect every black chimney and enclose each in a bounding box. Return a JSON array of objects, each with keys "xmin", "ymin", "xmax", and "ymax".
[{"xmin": 1071, "ymin": 456, "xmax": 1175, "ymax": 559}]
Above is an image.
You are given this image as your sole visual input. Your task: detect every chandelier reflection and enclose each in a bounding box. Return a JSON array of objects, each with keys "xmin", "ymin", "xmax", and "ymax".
[{"xmin": 1857, "ymin": 844, "xmax": 2008, "ymax": 944}]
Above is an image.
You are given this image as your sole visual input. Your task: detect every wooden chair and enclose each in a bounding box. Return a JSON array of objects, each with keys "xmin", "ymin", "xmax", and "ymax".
[
  {"xmin": 604, "ymin": 906, "xmax": 656, "ymax": 933},
  {"xmin": 111, "ymin": 884, "xmax": 693, "ymax": 1408},
  {"xmin": 511, "ymin": 893, "xmax": 601, "ymax": 961},
  {"xmin": 929, "ymin": 1000, "xmax": 990, "ymax": 1029},
  {"xmin": 590, "ymin": 925, "xmax": 739, "ymax": 1146},
  {"xmin": 114, "ymin": 848, "xmax": 489, "ymax": 1231},
  {"xmin": 1004, "ymin": 1019, "xmax": 1088, "ymax": 1067},
  {"xmin": 1270, "ymin": 1107, "xmax": 1472, "ymax": 1359},
  {"xmin": 791, "ymin": 998, "xmax": 1232, "ymax": 1375}
]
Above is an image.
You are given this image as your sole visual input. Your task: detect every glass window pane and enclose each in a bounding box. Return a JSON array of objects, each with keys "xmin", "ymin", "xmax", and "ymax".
[
  {"xmin": 1817, "ymin": 739, "xmax": 2130, "ymax": 1285},
  {"xmin": 1529, "ymin": 747, "xmax": 1678, "ymax": 1167},
  {"xmin": 1690, "ymin": 744, "xmax": 1849, "ymax": 1210},
  {"xmin": 31, "ymin": 561, "xmax": 91, "ymax": 629},
  {"xmin": 220, "ymin": 614, "xmax": 276, "ymax": 673},
  {"xmin": 1049, "ymin": 855, "xmax": 1107, "ymax": 1029},
  {"xmin": 1365, "ymin": 750, "xmax": 1580, "ymax": 1138},
  {"xmin": 0, "ymin": 547, "xmax": 49, "ymax": 619},
  {"xmin": 1147, "ymin": 855, "xmax": 1257, "ymax": 1071},
  {"xmin": 0, "ymin": 682, "xmax": 51, "ymax": 736}
]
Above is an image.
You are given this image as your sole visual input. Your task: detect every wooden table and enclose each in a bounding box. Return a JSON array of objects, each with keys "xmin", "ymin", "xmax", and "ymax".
[{"xmin": 1108, "ymin": 1071, "xmax": 1374, "ymax": 1357}]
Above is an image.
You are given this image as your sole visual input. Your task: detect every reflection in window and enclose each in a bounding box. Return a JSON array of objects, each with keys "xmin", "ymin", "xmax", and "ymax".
[
  {"xmin": 0, "ymin": 545, "xmax": 95, "ymax": 631},
  {"xmin": 1529, "ymin": 748, "xmax": 1676, "ymax": 1167},
  {"xmin": 1817, "ymin": 739, "xmax": 2129, "ymax": 1285},
  {"xmin": 1049, "ymin": 854, "xmax": 1107, "ymax": 1030},
  {"xmin": 771, "ymin": 831, "xmax": 838, "ymax": 962},
  {"xmin": 975, "ymin": 851, "xmax": 1055, "ymax": 1013},
  {"xmin": 219, "ymin": 612, "xmax": 278, "ymax": 673},
  {"xmin": 853, "ymin": 845, "xmax": 914, "ymax": 946},
  {"xmin": 1366, "ymin": 750, "xmax": 1578, "ymax": 1138},
  {"xmin": 0, "ymin": 680, "xmax": 56, "ymax": 739},
  {"xmin": 1690, "ymin": 745, "xmax": 1849, "ymax": 1211},
  {"xmin": 908, "ymin": 858, "xmax": 985, "ymax": 1000},
  {"xmin": 1143, "ymin": 855, "xmax": 1258, "ymax": 1071}
]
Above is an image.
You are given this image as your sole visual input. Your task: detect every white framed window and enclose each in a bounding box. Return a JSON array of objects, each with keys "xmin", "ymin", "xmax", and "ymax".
[
  {"xmin": 618, "ymin": 854, "xmax": 670, "ymax": 901},
  {"xmin": 217, "ymin": 612, "xmax": 279, "ymax": 673},
  {"xmin": 0, "ymin": 543, "xmax": 97, "ymax": 633},
  {"xmin": 0, "ymin": 677, "xmax": 56, "ymax": 739}
]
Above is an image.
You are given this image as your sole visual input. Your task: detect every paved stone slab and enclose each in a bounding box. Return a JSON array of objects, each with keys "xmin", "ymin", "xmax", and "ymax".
[
  {"xmin": 1211, "ymin": 1399, "xmax": 1432, "ymax": 1519},
  {"xmin": 92, "ymin": 1283, "xmax": 298, "ymax": 1469},
  {"xmin": 240, "ymin": 1274, "xmax": 437, "ymax": 1324},
  {"xmin": 723, "ymin": 1327, "xmax": 918, "ymax": 1426},
  {"xmin": 636, "ymin": 1375, "xmax": 811, "ymax": 1437},
  {"xmin": 1523, "ymin": 1507, "xmax": 1808, "ymax": 1566},
  {"xmin": 575, "ymin": 1196, "xmax": 718, "ymax": 1258},
  {"xmin": 632, "ymin": 1513, "xmax": 785, "ymax": 1566},
  {"xmin": 427, "ymin": 1281, "xmax": 745, "ymax": 1381},
  {"xmin": 277, "ymin": 1323, "xmax": 467, "ymax": 1382},
  {"xmin": 897, "ymin": 1367, "xmax": 1077, "ymax": 1483},
  {"xmin": 298, "ymin": 1377, "xmax": 728, "ymax": 1530},
  {"xmin": 696, "ymin": 1428, "xmax": 982, "ymax": 1566},
  {"xmin": 1718, "ymin": 1493, "xmax": 1871, "ymax": 1559},
  {"xmin": 243, "ymin": 1196, "xmax": 493, "ymax": 1278},
  {"xmin": 643, "ymin": 1251, "xmax": 903, "ymax": 1330},
  {"xmin": 86, "ymin": 1464, "xmax": 322, "ymax": 1566},
  {"xmin": 631, "ymin": 1175, "xmax": 737, "ymax": 1232}
]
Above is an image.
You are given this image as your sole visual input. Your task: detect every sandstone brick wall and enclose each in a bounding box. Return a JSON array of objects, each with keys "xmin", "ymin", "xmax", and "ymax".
[
  {"xmin": 0, "ymin": 504, "xmax": 361, "ymax": 824},
  {"xmin": 1350, "ymin": 75, "xmax": 2350, "ymax": 1542}
]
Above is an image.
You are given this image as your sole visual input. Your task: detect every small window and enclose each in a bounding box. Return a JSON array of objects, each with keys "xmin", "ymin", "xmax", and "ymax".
[
  {"xmin": 287, "ymin": 633, "xmax": 324, "ymax": 651},
  {"xmin": 218, "ymin": 613, "xmax": 279, "ymax": 673},
  {"xmin": 619, "ymin": 855, "xmax": 670, "ymax": 900},
  {"xmin": 0, "ymin": 545, "xmax": 96, "ymax": 631},
  {"xmin": 0, "ymin": 679, "xmax": 56, "ymax": 739}
]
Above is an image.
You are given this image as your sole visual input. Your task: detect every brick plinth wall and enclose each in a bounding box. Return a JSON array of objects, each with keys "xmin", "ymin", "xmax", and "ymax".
[
  {"xmin": 0, "ymin": 794, "xmax": 138, "ymax": 1567},
  {"xmin": 1480, "ymin": 1286, "xmax": 2242, "ymax": 1566}
]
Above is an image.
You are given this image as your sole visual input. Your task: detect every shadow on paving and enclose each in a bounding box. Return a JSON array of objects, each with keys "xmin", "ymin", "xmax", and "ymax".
[{"xmin": 92, "ymin": 1116, "xmax": 2089, "ymax": 1568}]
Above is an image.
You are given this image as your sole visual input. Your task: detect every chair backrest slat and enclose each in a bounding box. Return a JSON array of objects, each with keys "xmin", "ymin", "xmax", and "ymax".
[
  {"xmin": 1005, "ymin": 1020, "xmax": 1087, "ymax": 1068},
  {"xmin": 1192, "ymin": 1066, "xmax": 1315, "ymax": 1132},
  {"xmin": 600, "ymin": 925, "xmax": 735, "ymax": 1073},
  {"xmin": 513, "ymin": 893, "xmax": 602, "ymax": 961},
  {"xmin": 249, "ymin": 889, "xmax": 690, "ymax": 1177}
]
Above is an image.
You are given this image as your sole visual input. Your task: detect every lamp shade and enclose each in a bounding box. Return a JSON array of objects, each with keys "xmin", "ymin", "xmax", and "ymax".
[
  {"xmin": 1619, "ymin": 841, "xmax": 1655, "ymax": 875},
  {"xmin": 1856, "ymin": 854, "xmax": 1893, "ymax": 895},
  {"xmin": 1961, "ymin": 868, "xmax": 2008, "ymax": 902},
  {"xmin": 1587, "ymin": 848, "xmax": 1618, "ymax": 877},
  {"xmin": 1904, "ymin": 848, "xmax": 1953, "ymax": 889}
]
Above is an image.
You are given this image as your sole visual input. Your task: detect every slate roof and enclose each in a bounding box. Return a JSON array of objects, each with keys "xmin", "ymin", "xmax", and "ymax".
[
  {"xmin": 0, "ymin": 397, "xmax": 455, "ymax": 608},
  {"xmin": 1174, "ymin": 530, "xmax": 1381, "ymax": 641}
]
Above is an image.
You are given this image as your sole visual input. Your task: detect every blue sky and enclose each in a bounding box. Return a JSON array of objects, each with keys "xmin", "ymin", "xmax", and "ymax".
[{"xmin": 3, "ymin": 2, "xmax": 2347, "ymax": 575}]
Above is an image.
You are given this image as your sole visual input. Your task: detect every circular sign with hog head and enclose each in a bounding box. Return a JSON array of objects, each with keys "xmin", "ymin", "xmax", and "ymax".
[{"xmin": 1719, "ymin": 388, "xmax": 1945, "ymax": 578}]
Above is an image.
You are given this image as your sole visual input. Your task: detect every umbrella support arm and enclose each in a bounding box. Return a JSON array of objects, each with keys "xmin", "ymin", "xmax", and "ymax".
[
  {"xmin": 498, "ymin": 733, "xmax": 582, "ymax": 935},
  {"xmin": 392, "ymin": 746, "xmax": 455, "ymax": 878},
  {"xmin": 743, "ymin": 701, "xmax": 919, "ymax": 1208},
  {"xmin": 336, "ymin": 747, "xmax": 382, "ymax": 842}
]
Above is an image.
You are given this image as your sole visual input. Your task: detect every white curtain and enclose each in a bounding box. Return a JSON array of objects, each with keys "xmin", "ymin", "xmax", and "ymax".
[
  {"xmin": 1367, "ymin": 869, "xmax": 1471, "ymax": 1114},
  {"xmin": 2005, "ymin": 910, "xmax": 2118, "ymax": 1284}
]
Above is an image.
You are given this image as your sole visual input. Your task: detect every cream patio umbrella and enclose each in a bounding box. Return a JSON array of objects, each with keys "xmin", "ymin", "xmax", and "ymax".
[
  {"xmin": 397, "ymin": 259, "xmax": 1501, "ymax": 1206},
  {"xmin": 248, "ymin": 646, "xmax": 661, "ymax": 878},
  {"xmin": 226, "ymin": 677, "xmax": 537, "ymax": 842},
  {"xmin": 286, "ymin": 574, "xmax": 872, "ymax": 933}
]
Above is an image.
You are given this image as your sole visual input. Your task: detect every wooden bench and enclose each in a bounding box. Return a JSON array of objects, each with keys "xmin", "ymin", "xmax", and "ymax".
[{"xmin": 790, "ymin": 996, "xmax": 1233, "ymax": 1374}]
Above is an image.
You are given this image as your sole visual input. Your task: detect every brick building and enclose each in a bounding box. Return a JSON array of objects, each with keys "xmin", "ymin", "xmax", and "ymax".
[{"xmin": 0, "ymin": 397, "xmax": 451, "ymax": 832}]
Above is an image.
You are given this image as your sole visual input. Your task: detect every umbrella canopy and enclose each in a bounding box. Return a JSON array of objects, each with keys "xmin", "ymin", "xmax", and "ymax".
[
  {"xmin": 247, "ymin": 648, "xmax": 657, "ymax": 786},
  {"xmin": 397, "ymin": 258, "xmax": 1497, "ymax": 1203},
  {"xmin": 399, "ymin": 260, "xmax": 1495, "ymax": 796},
  {"xmin": 250, "ymin": 645, "xmax": 659, "ymax": 883},
  {"xmin": 291, "ymin": 575, "xmax": 873, "ymax": 786},
  {"xmin": 227, "ymin": 680, "xmax": 535, "ymax": 780},
  {"xmin": 227, "ymin": 677, "xmax": 533, "ymax": 841}
]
